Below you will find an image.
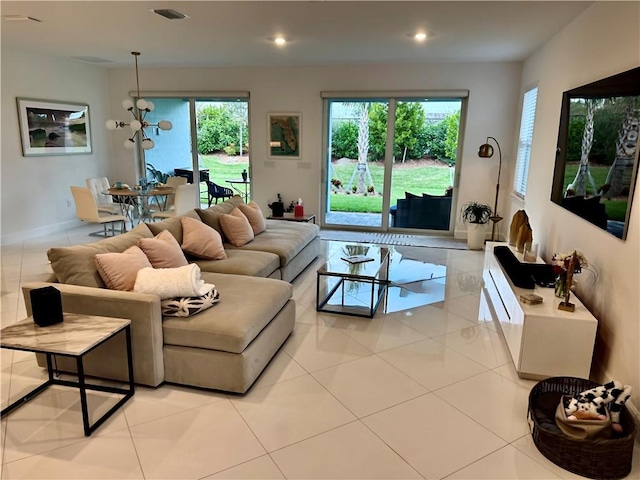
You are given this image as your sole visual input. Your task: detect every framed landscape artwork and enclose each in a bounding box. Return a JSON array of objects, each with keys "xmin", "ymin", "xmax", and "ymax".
[
  {"xmin": 17, "ymin": 98, "xmax": 92, "ymax": 156},
  {"xmin": 268, "ymin": 112, "xmax": 301, "ymax": 159}
]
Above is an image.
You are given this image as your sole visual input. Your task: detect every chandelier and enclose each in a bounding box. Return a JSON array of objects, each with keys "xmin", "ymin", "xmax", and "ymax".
[{"xmin": 105, "ymin": 52, "xmax": 172, "ymax": 150}]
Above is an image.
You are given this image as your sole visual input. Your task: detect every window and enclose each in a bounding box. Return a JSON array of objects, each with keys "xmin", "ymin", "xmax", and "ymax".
[{"xmin": 513, "ymin": 86, "xmax": 538, "ymax": 197}]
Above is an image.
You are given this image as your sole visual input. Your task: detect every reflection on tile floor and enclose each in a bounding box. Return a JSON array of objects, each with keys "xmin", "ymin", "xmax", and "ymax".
[{"xmin": 1, "ymin": 224, "xmax": 639, "ymax": 479}]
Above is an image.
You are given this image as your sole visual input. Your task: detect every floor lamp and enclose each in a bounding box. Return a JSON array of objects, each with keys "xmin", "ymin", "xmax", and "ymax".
[{"xmin": 478, "ymin": 137, "xmax": 503, "ymax": 241}]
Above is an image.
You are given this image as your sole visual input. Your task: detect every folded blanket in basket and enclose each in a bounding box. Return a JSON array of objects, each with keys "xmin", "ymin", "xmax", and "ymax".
[{"xmin": 134, "ymin": 264, "xmax": 214, "ymax": 299}]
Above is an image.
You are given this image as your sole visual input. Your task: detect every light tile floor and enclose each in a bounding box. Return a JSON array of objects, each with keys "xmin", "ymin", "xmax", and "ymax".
[{"xmin": 1, "ymin": 224, "xmax": 638, "ymax": 480}]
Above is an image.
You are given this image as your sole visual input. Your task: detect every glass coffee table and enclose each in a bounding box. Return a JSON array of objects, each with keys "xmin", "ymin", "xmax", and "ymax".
[{"xmin": 316, "ymin": 243, "xmax": 389, "ymax": 318}]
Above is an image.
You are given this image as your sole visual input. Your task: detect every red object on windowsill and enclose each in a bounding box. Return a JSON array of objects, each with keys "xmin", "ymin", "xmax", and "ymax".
[{"xmin": 294, "ymin": 205, "xmax": 304, "ymax": 217}]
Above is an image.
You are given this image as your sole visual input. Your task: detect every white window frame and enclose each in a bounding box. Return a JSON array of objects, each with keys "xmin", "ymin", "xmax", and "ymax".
[{"xmin": 513, "ymin": 85, "xmax": 538, "ymax": 197}]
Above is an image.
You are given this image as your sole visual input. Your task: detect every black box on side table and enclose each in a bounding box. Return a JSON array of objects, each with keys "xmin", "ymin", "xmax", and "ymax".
[{"xmin": 30, "ymin": 286, "xmax": 63, "ymax": 327}]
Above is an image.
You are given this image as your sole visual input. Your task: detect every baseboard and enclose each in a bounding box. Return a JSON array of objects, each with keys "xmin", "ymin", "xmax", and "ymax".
[
  {"xmin": 1, "ymin": 219, "xmax": 81, "ymax": 245},
  {"xmin": 625, "ymin": 399, "xmax": 640, "ymax": 440}
]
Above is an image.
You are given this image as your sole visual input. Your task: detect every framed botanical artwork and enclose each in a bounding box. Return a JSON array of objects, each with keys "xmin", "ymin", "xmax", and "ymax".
[
  {"xmin": 268, "ymin": 112, "xmax": 301, "ymax": 159},
  {"xmin": 17, "ymin": 98, "xmax": 92, "ymax": 156}
]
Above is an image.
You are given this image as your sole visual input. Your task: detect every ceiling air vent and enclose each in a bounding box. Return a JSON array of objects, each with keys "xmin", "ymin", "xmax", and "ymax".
[
  {"xmin": 1, "ymin": 15, "xmax": 42, "ymax": 22},
  {"xmin": 152, "ymin": 9, "xmax": 188, "ymax": 20}
]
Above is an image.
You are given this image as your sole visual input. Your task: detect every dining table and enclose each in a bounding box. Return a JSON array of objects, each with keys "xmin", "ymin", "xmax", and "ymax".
[
  {"xmin": 225, "ymin": 179, "xmax": 250, "ymax": 203},
  {"xmin": 107, "ymin": 186, "xmax": 175, "ymax": 224}
]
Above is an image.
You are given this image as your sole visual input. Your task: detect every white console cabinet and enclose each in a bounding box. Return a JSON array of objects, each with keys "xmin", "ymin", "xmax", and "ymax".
[{"xmin": 480, "ymin": 242, "xmax": 597, "ymax": 380}]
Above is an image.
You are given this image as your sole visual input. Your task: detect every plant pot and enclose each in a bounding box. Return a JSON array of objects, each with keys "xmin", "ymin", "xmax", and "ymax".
[{"xmin": 466, "ymin": 223, "xmax": 486, "ymax": 250}]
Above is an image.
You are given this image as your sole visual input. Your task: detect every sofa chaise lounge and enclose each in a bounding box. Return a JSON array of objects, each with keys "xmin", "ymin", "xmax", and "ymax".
[{"xmin": 22, "ymin": 196, "xmax": 320, "ymax": 393}]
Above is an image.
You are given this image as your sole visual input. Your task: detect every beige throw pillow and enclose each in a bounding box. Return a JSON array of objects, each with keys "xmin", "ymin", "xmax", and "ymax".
[
  {"xmin": 219, "ymin": 208, "xmax": 254, "ymax": 247},
  {"xmin": 138, "ymin": 230, "xmax": 188, "ymax": 268},
  {"xmin": 238, "ymin": 201, "xmax": 266, "ymax": 235},
  {"xmin": 181, "ymin": 216, "xmax": 227, "ymax": 260},
  {"xmin": 95, "ymin": 245, "xmax": 152, "ymax": 291}
]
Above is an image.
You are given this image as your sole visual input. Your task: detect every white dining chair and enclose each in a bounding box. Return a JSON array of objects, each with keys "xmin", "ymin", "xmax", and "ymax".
[
  {"xmin": 151, "ymin": 184, "xmax": 199, "ymax": 220},
  {"xmin": 71, "ymin": 186, "xmax": 127, "ymax": 236},
  {"xmin": 86, "ymin": 177, "xmax": 134, "ymax": 220}
]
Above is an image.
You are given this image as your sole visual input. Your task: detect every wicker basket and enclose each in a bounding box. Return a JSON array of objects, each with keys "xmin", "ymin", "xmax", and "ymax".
[{"xmin": 528, "ymin": 377, "xmax": 636, "ymax": 480}]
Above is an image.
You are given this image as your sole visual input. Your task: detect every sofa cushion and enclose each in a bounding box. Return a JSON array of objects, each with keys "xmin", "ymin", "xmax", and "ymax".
[
  {"xmin": 145, "ymin": 210, "xmax": 200, "ymax": 245},
  {"xmin": 225, "ymin": 220, "xmax": 319, "ymax": 267},
  {"xmin": 48, "ymin": 223, "xmax": 153, "ymax": 288},
  {"xmin": 192, "ymin": 249, "xmax": 280, "ymax": 278},
  {"xmin": 162, "ymin": 272, "xmax": 293, "ymax": 353},
  {"xmin": 238, "ymin": 201, "xmax": 266, "ymax": 235},
  {"xmin": 138, "ymin": 230, "xmax": 188, "ymax": 268},
  {"xmin": 181, "ymin": 216, "xmax": 227, "ymax": 260},
  {"xmin": 219, "ymin": 208, "xmax": 254, "ymax": 247},
  {"xmin": 95, "ymin": 245, "xmax": 152, "ymax": 291},
  {"xmin": 196, "ymin": 195, "xmax": 244, "ymax": 240}
]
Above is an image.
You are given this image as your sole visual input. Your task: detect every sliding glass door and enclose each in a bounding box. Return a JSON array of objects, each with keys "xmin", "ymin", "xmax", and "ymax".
[
  {"xmin": 323, "ymin": 94, "xmax": 464, "ymax": 233},
  {"xmin": 325, "ymin": 100, "xmax": 388, "ymax": 228},
  {"xmin": 137, "ymin": 95, "xmax": 249, "ymax": 208}
]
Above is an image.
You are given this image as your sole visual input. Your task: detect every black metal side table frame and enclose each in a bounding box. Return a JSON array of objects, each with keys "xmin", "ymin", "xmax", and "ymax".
[{"xmin": 0, "ymin": 325, "xmax": 134, "ymax": 437}]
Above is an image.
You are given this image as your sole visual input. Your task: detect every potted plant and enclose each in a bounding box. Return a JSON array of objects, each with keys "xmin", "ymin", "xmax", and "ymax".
[{"xmin": 461, "ymin": 202, "xmax": 492, "ymax": 250}]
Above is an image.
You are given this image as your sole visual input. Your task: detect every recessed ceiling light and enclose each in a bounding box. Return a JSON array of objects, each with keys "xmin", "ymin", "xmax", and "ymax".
[
  {"xmin": 414, "ymin": 32, "xmax": 427, "ymax": 41},
  {"xmin": 269, "ymin": 35, "xmax": 290, "ymax": 46}
]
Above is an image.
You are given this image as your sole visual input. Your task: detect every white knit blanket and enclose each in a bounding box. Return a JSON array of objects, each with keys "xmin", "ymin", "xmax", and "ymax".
[{"xmin": 134, "ymin": 264, "xmax": 214, "ymax": 300}]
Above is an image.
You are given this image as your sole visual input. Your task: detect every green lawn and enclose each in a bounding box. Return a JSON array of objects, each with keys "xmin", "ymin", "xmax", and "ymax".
[
  {"xmin": 330, "ymin": 160, "xmax": 452, "ymax": 213},
  {"xmin": 198, "ymin": 154, "xmax": 250, "ymax": 204},
  {"xmin": 562, "ymin": 163, "xmax": 626, "ymax": 221}
]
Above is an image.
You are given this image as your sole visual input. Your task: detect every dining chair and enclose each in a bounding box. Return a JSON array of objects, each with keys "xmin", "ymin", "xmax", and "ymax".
[
  {"xmin": 148, "ymin": 176, "xmax": 188, "ymax": 213},
  {"xmin": 85, "ymin": 177, "xmax": 134, "ymax": 220},
  {"xmin": 71, "ymin": 186, "xmax": 127, "ymax": 236},
  {"xmin": 151, "ymin": 184, "xmax": 199, "ymax": 220}
]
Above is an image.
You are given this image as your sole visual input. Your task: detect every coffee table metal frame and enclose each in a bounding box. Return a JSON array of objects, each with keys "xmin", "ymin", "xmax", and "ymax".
[
  {"xmin": 316, "ymin": 245, "xmax": 390, "ymax": 318},
  {"xmin": 0, "ymin": 316, "xmax": 134, "ymax": 437}
]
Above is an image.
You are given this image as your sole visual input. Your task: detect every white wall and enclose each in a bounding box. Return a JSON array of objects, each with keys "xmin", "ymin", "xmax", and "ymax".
[
  {"xmin": 1, "ymin": 47, "xmax": 114, "ymax": 243},
  {"xmin": 106, "ymin": 62, "xmax": 522, "ymax": 236},
  {"xmin": 514, "ymin": 1, "xmax": 639, "ymax": 391}
]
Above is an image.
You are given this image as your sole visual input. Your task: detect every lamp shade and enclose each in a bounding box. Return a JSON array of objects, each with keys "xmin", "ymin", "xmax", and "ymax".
[{"xmin": 478, "ymin": 143, "xmax": 494, "ymax": 158}]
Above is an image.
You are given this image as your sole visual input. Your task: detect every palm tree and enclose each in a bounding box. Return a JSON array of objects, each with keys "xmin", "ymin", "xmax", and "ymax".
[{"xmin": 343, "ymin": 102, "xmax": 375, "ymax": 195}]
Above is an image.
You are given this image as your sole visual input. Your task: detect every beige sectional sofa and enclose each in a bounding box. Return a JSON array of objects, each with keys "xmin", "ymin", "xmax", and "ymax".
[{"xmin": 22, "ymin": 196, "xmax": 320, "ymax": 393}]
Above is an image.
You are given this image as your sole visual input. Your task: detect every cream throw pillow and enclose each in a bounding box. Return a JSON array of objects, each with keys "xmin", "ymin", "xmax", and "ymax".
[
  {"xmin": 95, "ymin": 245, "xmax": 152, "ymax": 291},
  {"xmin": 238, "ymin": 201, "xmax": 266, "ymax": 235},
  {"xmin": 219, "ymin": 208, "xmax": 254, "ymax": 247},
  {"xmin": 181, "ymin": 216, "xmax": 227, "ymax": 260},
  {"xmin": 138, "ymin": 230, "xmax": 188, "ymax": 268}
]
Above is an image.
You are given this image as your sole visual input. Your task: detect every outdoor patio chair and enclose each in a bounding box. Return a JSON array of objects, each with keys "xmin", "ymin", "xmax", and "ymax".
[{"xmin": 206, "ymin": 180, "xmax": 234, "ymax": 206}]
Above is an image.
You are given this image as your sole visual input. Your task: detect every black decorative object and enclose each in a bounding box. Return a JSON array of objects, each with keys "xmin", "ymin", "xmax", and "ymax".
[
  {"xmin": 493, "ymin": 246, "xmax": 556, "ymax": 290},
  {"xmin": 30, "ymin": 286, "xmax": 63, "ymax": 327},
  {"xmin": 241, "ymin": 169, "xmax": 248, "ymax": 182},
  {"xmin": 268, "ymin": 194, "xmax": 285, "ymax": 217}
]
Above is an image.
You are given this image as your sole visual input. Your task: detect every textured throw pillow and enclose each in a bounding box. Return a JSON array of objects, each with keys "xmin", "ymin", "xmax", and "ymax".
[
  {"xmin": 219, "ymin": 208, "xmax": 255, "ymax": 247},
  {"xmin": 238, "ymin": 201, "xmax": 267, "ymax": 235},
  {"xmin": 161, "ymin": 288, "xmax": 220, "ymax": 318},
  {"xmin": 94, "ymin": 245, "xmax": 152, "ymax": 291},
  {"xmin": 195, "ymin": 195, "xmax": 245, "ymax": 240},
  {"xmin": 47, "ymin": 223, "xmax": 154, "ymax": 288},
  {"xmin": 181, "ymin": 216, "xmax": 227, "ymax": 260},
  {"xmin": 138, "ymin": 230, "xmax": 188, "ymax": 268}
]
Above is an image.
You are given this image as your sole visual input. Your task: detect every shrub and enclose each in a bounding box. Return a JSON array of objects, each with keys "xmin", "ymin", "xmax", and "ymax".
[
  {"xmin": 197, "ymin": 105, "xmax": 246, "ymax": 155},
  {"xmin": 331, "ymin": 121, "xmax": 358, "ymax": 159}
]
